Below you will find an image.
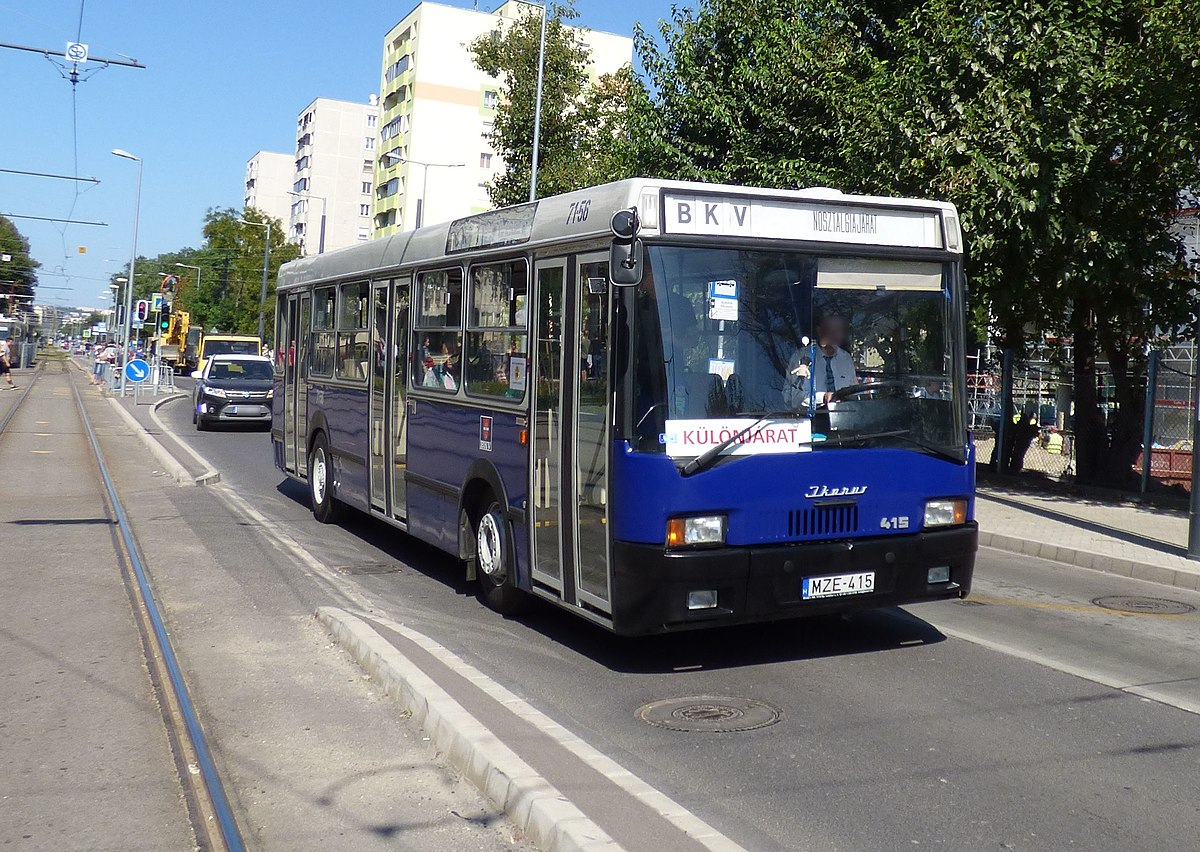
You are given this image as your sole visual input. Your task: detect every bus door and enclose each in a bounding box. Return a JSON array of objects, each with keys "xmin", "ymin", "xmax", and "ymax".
[
  {"xmin": 530, "ymin": 259, "xmax": 567, "ymax": 595},
  {"xmin": 295, "ymin": 293, "xmax": 312, "ymax": 478},
  {"xmin": 572, "ymin": 254, "xmax": 612, "ymax": 613},
  {"xmin": 390, "ymin": 278, "xmax": 411, "ymax": 520},
  {"xmin": 282, "ymin": 294, "xmax": 299, "ymax": 474},
  {"xmin": 369, "ymin": 282, "xmax": 389, "ymax": 511}
]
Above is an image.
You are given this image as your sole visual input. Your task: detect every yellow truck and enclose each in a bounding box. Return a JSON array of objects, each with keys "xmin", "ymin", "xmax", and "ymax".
[{"xmin": 195, "ymin": 334, "xmax": 263, "ymax": 374}]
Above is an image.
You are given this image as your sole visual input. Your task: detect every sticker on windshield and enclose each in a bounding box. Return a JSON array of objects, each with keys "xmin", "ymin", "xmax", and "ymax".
[
  {"xmin": 707, "ymin": 358, "xmax": 735, "ymax": 381},
  {"xmin": 663, "ymin": 417, "xmax": 812, "ymax": 458},
  {"xmin": 707, "ymin": 279, "xmax": 739, "ymax": 321}
]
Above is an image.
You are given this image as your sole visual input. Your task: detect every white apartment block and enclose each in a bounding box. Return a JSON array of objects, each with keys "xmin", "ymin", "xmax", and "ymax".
[
  {"xmin": 373, "ymin": 1, "xmax": 633, "ymax": 237},
  {"xmin": 244, "ymin": 151, "xmax": 294, "ymax": 227},
  {"xmin": 291, "ymin": 97, "xmax": 381, "ymax": 254}
]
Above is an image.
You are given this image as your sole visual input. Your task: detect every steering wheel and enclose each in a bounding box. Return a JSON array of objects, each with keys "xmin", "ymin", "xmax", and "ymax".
[{"xmin": 830, "ymin": 380, "xmax": 910, "ymax": 402}]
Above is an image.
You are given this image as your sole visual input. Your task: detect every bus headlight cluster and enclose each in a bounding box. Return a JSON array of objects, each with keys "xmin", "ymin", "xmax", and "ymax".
[
  {"xmin": 924, "ymin": 499, "xmax": 967, "ymax": 528},
  {"xmin": 666, "ymin": 515, "xmax": 726, "ymax": 548}
]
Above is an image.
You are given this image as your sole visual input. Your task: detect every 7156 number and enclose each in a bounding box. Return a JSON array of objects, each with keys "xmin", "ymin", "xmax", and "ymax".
[{"xmin": 566, "ymin": 199, "xmax": 591, "ymax": 224}]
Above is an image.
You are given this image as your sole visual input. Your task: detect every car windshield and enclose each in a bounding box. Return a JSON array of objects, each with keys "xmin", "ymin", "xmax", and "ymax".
[
  {"xmin": 631, "ymin": 245, "xmax": 965, "ymax": 459},
  {"xmin": 210, "ymin": 361, "xmax": 273, "ymax": 381},
  {"xmin": 206, "ymin": 340, "xmax": 259, "ymax": 357}
]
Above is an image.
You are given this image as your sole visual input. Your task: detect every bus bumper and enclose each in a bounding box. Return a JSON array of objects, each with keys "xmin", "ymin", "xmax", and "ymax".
[{"xmin": 610, "ymin": 523, "xmax": 977, "ymax": 635}]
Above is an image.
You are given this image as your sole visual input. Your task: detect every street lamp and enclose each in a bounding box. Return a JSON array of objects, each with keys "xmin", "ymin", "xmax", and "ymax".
[
  {"xmin": 237, "ymin": 218, "xmax": 272, "ymax": 341},
  {"xmin": 382, "ymin": 152, "xmax": 465, "ymax": 229},
  {"xmin": 287, "ymin": 190, "xmax": 327, "ymax": 254},
  {"xmin": 528, "ymin": 0, "xmax": 548, "ymax": 202},
  {"xmin": 113, "ymin": 148, "xmax": 142, "ymax": 397},
  {"xmin": 174, "ymin": 262, "xmax": 201, "ymax": 295}
]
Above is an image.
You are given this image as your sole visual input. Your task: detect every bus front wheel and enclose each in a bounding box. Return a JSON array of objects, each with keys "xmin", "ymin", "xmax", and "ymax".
[
  {"xmin": 475, "ymin": 499, "xmax": 528, "ymax": 616},
  {"xmin": 309, "ymin": 433, "xmax": 342, "ymax": 524}
]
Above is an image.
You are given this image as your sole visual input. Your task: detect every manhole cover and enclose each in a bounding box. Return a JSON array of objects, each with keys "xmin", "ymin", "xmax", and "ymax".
[
  {"xmin": 334, "ymin": 562, "xmax": 402, "ymax": 575},
  {"xmin": 636, "ymin": 696, "xmax": 782, "ymax": 733},
  {"xmin": 1092, "ymin": 596, "xmax": 1195, "ymax": 615}
]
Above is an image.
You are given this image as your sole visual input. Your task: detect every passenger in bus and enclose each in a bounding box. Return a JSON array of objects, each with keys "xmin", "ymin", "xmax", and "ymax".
[{"xmin": 785, "ymin": 312, "xmax": 856, "ymax": 408}]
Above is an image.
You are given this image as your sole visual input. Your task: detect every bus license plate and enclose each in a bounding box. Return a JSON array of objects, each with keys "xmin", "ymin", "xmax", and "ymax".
[{"xmin": 802, "ymin": 571, "xmax": 875, "ymax": 600}]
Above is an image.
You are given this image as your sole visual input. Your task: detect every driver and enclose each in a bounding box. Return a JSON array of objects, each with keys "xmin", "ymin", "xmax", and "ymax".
[{"xmin": 785, "ymin": 312, "xmax": 856, "ymax": 408}]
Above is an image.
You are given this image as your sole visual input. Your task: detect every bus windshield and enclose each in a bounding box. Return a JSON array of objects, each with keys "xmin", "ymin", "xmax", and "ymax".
[{"xmin": 632, "ymin": 245, "xmax": 965, "ymax": 460}]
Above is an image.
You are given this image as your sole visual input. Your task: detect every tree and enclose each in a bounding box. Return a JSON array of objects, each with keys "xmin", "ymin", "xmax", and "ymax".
[
  {"xmin": 633, "ymin": 0, "xmax": 1200, "ymax": 486},
  {"xmin": 470, "ymin": 0, "xmax": 636, "ymax": 206},
  {"xmin": 0, "ymin": 214, "xmax": 40, "ymax": 315}
]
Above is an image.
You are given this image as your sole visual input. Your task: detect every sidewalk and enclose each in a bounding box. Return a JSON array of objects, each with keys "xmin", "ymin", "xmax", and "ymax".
[
  {"xmin": 0, "ymin": 361, "xmax": 195, "ymax": 848},
  {"xmin": 975, "ymin": 485, "xmax": 1200, "ymax": 591}
]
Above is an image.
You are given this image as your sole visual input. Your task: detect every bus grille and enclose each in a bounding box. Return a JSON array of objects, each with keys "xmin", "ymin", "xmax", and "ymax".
[{"xmin": 788, "ymin": 504, "xmax": 859, "ymax": 538}]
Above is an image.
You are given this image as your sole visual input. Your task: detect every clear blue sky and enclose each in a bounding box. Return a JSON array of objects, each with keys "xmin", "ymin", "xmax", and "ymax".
[{"xmin": 0, "ymin": 0, "xmax": 682, "ymax": 310}]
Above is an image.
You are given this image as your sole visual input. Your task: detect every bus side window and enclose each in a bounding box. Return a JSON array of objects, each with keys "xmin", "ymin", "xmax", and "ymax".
[
  {"xmin": 411, "ymin": 267, "xmax": 464, "ymax": 392},
  {"xmin": 466, "ymin": 259, "xmax": 529, "ymax": 400}
]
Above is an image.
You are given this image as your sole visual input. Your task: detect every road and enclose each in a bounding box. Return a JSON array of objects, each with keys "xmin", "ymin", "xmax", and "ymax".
[{"xmin": 150, "ymin": 383, "xmax": 1200, "ymax": 850}]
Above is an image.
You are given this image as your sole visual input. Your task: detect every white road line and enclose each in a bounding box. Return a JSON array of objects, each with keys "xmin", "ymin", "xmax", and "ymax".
[
  {"xmin": 210, "ymin": 481, "xmax": 748, "ymax": 850},
  {"xmin": 931, "ymin": 623, "xmax": 1200, "ymax": 716}
]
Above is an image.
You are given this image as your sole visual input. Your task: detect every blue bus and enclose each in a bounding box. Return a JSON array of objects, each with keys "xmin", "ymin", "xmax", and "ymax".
[{"xmin": 272, "ymin": 179, "xmax": 976, "ymax": 634}]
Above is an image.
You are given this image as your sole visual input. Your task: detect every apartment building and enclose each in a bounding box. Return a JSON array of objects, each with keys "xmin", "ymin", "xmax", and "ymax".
[
  {"xmin": 290, "ymin": 96, "xmax": 381, "ymax": 254},
  {"xmin": 372, "ymin": 1, "xmax": 633, "ymax": 237},
  {"xmin": 244, "ymin": 151, "xmax": 293, "ymax": 227}
]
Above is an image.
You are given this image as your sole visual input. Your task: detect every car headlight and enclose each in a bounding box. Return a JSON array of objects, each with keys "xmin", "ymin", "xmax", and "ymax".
[
  {"xmin": 924, "ymin": 499, "xmax": 967, "ymax": 528},
  {"xmin": 205, "ymin": 386, "xmax": 227, "ymax": 398},
  {"xmin": 666, "ymin": 515, "xmax": 727, "ymax": 548},
  {"xmin": 266, "ymin": 387, "xmax": 274, "ymax": 399}
]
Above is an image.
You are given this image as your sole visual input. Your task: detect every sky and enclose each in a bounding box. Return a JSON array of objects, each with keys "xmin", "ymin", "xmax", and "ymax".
[{"xmin": 0, "ymin": 0, "xmax": 683, "ymax": 310}]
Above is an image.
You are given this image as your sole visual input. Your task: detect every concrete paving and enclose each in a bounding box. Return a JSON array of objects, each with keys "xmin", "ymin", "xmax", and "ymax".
[
  {"xmin": 0, "ymin": 361, "xmax": 195, "ymax": 850},
  {"xmin": 976, "ymin": 485, "xmax": 1200, "ymax": 591},
  {"xmin": 69, "ymin": 361, "xmax": 529, "ymax": 850}
]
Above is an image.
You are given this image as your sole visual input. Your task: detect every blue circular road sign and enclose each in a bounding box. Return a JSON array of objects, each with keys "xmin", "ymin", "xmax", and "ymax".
[{"xmin": 124, "ymin": 358, "xmax": 151, "ymax": 383}]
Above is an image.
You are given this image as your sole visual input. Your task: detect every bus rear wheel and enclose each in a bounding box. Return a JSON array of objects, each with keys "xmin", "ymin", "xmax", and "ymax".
[
  {"xmin": 309, "ymin": 433, "xmax": 342, "ymax": 524},
  {"xmin": 474, "ymin": 499, "xmax": 528, "ymax": 616}
]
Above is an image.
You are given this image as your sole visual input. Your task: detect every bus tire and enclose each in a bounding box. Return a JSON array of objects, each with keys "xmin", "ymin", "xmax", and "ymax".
[
  {"xmin": 474, "ymin": 499, "xmax": 528, "ymax": 616},
  {"xmin": 308, "ymin": 433, "xmax": 342, "ymax": 524}
]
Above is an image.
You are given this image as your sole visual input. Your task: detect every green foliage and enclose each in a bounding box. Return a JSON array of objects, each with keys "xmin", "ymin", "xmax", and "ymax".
[
  {"xmin": 0, "ymin": 214, "xmax": 40, "ymax": 313},
  {"xmin": 470, "ymin": 0, "xmax": 636, "ymax": 206},
  {"xmin": 633, "ymin": 0, "xmax": 1200, "ymax": 484},
  {"xmin": 110, "ymin": 207, "xmax": 298, "ymax": 338}
]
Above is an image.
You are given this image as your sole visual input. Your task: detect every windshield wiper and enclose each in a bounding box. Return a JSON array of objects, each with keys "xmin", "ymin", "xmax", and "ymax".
[
  {"xmin": 817, "ymin": 429, "xmax": 964, "ymax": 463},
  {"xmin": 680, "ymin": 410, "xmax": 807, "ymax": 477}
]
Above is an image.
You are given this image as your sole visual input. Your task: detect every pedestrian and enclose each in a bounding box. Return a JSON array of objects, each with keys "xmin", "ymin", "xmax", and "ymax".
[{"xmin": 0, "ymin": 338, "xmax": 16, "ymax": 389}]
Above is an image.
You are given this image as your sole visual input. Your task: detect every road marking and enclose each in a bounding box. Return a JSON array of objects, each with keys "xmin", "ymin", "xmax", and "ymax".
[
  {"xmin": 211, "ymin": 483, "xmax": 746, "ymax": 851},
  {"xmin": 934, "ymin": 624, "xmax": 1200, "ymax": 716},
  {"xmin": 31, "ymin": 449, "xmax": 52, "ymax": 454},
  {"xmin": 967, "ymin": 594, "xmax": 1199, "ymax": 620},
  {"xmin": 34, "ymin": 432, "xmax": 53, "ymax": 436}
]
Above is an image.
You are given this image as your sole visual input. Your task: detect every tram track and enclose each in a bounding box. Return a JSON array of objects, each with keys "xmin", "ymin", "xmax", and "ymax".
[
  {"xmin": 0, "ymin": 358, "xmax": 43, "ymax": 438},
  {"xmin": 45, "ymin": 358, "xmax": 246, "ymax": 852}
]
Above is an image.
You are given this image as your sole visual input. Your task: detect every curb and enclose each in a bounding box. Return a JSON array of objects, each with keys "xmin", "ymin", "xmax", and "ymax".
[
  {"xmin": 978, "ymin": 530, "xmax": 1200, "ymax": 593},
  {"xmin": 104, "ymin": 396, "xmax": 197, "ymax": 487},
  {"xmin": 316, "ymin": 607, "xmax": 621, "ymax": 852},
  {"xmin": 148, "ymin": 394, "xmax": 221, "ymax": 485}
]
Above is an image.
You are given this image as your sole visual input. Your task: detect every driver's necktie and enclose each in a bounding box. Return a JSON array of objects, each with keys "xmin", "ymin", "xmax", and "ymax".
[{"xmin": 824, "ymin": 355, "xmax": 835, "ymax": 392}]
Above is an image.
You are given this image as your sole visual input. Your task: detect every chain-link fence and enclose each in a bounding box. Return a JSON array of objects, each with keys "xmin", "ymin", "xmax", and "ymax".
[
  {"xmin": 968, "ymin": 349, "xmax": 1198, "ymax": 491},
  {"xmin": 1140, "ymin": 357, "xmax": 1196, "ymax": 489},
  {"xmin": 969, "ymin": 359, "xmax": 1074, "ymax": 479}
]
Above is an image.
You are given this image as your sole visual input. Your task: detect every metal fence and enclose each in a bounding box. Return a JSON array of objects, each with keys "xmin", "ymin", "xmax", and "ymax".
[{"xmin": 967, "ymin": 349, "xmax": 1198, "ymax": 492}]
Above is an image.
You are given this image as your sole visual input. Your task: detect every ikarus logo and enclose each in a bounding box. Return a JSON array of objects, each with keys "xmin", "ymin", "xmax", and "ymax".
[{"xmin": 805, "ymin": 484, "xmax": 867, "ymax": 499}]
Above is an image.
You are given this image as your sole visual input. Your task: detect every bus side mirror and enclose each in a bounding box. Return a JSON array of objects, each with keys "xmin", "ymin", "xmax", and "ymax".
[{"xmin": 609, "ymin": 207, "xmax": 643, "ymax": 286}]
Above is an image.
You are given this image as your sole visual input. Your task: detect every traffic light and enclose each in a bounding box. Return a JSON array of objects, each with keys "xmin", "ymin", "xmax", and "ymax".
[
  {"xmin": 159, "ymin": 311, "xmax": 170, "ymax": 333},
  {"xmin": 135, "ymin": 300, "xmax": 149, "ymax": 322}
]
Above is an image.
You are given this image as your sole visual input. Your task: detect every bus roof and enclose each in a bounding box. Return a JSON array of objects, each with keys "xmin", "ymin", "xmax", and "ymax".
[{"xmin": 277, "ymin": 178, "xmax": 962, "ymax": 291}]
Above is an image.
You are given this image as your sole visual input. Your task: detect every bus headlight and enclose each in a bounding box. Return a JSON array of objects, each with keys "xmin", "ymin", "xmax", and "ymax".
[
  {"xmin": 666, "ymin": 515, "xmax": 727, "ymax": 548},
  {"xmin": 924, "ymin": 499, "xmax": 967, "ymax": 528}
]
